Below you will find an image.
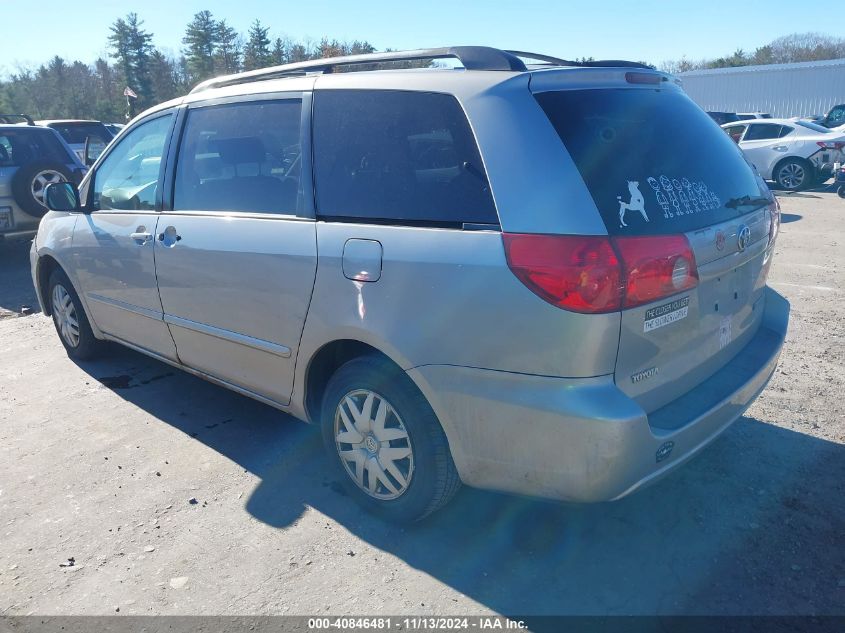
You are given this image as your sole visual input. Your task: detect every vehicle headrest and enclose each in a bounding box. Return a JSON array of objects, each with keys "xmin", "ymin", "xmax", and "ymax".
[{"xmin": 210, "ymin": 136, "xmax": 266, "ymax": 165}]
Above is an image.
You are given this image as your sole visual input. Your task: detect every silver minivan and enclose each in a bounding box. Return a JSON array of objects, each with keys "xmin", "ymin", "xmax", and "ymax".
[{"xmin": 32, "ymin": 47, "xmax": 789, "ymax": 522}]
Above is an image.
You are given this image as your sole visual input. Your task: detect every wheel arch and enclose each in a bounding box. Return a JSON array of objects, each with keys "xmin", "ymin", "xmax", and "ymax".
[
  {"xmin": 303, "ymin": 338, "xmax": 400, "ymax": 425},
  {"xmin": 36, "ymin": 254, "xmax": 62, "ymax": 316},
  {"xmin": 772, "ymin": 155, "xmax": 814, "ymax": 188}
]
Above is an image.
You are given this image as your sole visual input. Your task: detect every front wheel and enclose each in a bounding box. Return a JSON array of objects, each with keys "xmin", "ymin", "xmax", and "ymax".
[
  {"xmin": 838, "ymin": 185, "xmax": 845, "ymax": 199},
  {"xmin": 320, "ymin": 355, "xmax": 460, "ymax": 523},
  {"xmin": 774, "ymin": 158, "xmax": 812, "ymax": 191},
  {"xmin": 48, "ymin": 268, "xmax": 104, "ymax": 361}
]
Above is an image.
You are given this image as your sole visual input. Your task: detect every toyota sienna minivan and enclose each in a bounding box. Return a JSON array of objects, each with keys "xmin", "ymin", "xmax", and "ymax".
[{"xmin": 32, "ymin": 47, "xmax": 789, "ymax": 522}]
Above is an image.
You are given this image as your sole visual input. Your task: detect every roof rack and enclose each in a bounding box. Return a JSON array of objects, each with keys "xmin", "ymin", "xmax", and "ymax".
[
  {"xmin": 189, "ymin": 46, "xmax": 655, "ymax": 94},
  {"xmin": 191, "ymin": 46, "xmax": 527, "ymax": 93},
  {"xmin": 0, "ymin": 113, "xmax": 35, "ymax": 125}
]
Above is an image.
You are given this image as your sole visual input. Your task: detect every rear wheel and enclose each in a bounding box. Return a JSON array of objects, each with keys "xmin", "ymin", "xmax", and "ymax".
[
  {"xmin": 838, "ymin": 185, "xmax": 845, "ymax": 199},
  {"xmin": 47, "ymin": 268, "xmax": 103, "ymax": 360},
  {"xmin": 320, "ymin": 355, "xmax": 460, "ymax": 523},
  {"xmin": 774, "ymin": 158, "xmax": 812, "ymax": 191}
]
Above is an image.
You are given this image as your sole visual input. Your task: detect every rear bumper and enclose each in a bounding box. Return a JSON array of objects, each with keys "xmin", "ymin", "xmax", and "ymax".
[{"xmin": 408, "ymin": 287, "xmax": 789, "ymax": 503}]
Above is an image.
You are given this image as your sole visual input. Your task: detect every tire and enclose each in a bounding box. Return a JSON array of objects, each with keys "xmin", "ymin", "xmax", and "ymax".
[
  {"xmin": 838, "ymin": 185, "xmax": 845, "ymax": 199},
  {"xmin": 47, "ymin": 268, "xmax": 104, "ymax": 361},
  {"xmin": 774, "ymin": 158, "xmax": 812, "ymax": 191},
  {"xmin": 11, "ymin": 160, "xmax": 74, "ymax": 217},
  {"xmin": 320, "ymin": 355, "xmax": 461, "ymax": 523}
]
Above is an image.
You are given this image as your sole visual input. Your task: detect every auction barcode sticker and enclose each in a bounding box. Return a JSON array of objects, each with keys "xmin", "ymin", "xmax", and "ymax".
[{"xmin": 644, "ymin": 296, "xmax": 690, "ymax": 333}]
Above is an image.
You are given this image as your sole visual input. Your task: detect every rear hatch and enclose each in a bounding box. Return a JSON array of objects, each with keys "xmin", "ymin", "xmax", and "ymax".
[{"xmin": 534, "ymin": 80, "xmax": 776, "ymax": 414}]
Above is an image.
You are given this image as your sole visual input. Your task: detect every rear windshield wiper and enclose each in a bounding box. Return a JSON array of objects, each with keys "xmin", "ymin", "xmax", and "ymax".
[{"xmin": 725, "ymin": 195, "xmax": 772, "ymax": 210}]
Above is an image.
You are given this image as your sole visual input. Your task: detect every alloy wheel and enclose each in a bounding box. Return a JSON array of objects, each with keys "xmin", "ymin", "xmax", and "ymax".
[
  {"xmin": 778, "ymin": 162, "xmax": 806, "ymax": 190},
  {"xmin": 31, "ymin": 170, "xmax": 66, "ymax": 207}
]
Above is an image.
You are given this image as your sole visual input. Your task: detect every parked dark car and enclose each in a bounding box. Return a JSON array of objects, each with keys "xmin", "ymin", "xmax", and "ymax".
[
  {"xmin": 0, "ymin": 120, "xmax": 86, "ymax": 239},
  {"xmin": 707, "ymin": 111, "xmax": 740, "ymax": 125}
]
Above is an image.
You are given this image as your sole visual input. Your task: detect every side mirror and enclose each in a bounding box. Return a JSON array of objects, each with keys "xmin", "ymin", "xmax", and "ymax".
[{"xmin": 44, "ymin": 182, "xmax": 81, "ymax": 212}]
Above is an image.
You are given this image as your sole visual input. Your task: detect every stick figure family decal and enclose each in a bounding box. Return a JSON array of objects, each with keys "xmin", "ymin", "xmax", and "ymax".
[{"xmin": 617, "ymin": 177, "xmax": 721, "ymax": 227}]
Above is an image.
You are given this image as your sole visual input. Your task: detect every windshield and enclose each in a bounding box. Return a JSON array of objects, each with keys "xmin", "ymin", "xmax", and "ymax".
[{"xmin": 536, "ymin": 88, "xmax": 765, "ymax": 236}]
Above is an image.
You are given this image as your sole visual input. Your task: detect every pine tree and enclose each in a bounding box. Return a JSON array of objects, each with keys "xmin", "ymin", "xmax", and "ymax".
[
  {"xmin": 108, "ymin": 13, "xmax": 154, "ymax": 110},
  {"xmin": 215, "ymin": 20, "xmax": 242, "ymax": 74},
  {"xmin": 183, "ymin": 10, "xmax": 217, "ymax": 83},
  {"xmin": 243, "ymin": 20, "xmax": 272, "ymax": 71},
  {"xmin": 272, "ymin": 37, "xmax": 289, "ymax": 66}
]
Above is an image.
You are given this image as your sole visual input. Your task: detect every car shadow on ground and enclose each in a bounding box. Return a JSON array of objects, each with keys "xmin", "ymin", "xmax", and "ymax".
[
  {"xmin": 780, "ymin": 213, "xmax": 802, "ymax": 223},
  {"xmin": 73, "ymin": 344, "xmax": 845, "ymax": 616},
  {"xmin": 0, "ymin": 238, "xmax": 40, "ymax": 316}
]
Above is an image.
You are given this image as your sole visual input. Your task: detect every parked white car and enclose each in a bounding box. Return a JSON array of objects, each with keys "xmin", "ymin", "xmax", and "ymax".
[
  {"xmin": 736, "ymin": 112, "xmax": 772, "ymax": 120},
  {"xmin": 722, "ymin": 119, "xmax": 845, "ymax": 190}
]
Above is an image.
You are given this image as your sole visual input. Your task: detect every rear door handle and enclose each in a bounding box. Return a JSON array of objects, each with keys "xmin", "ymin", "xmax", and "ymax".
[{"xmin": 158, "ymin": 225, "xmax": 182, "ymax": 246}]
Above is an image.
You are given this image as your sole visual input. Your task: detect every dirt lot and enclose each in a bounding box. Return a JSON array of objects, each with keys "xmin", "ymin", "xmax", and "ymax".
[{"xmin": 0, "ymin": 190, "xmax": 843, "ymax": 617}]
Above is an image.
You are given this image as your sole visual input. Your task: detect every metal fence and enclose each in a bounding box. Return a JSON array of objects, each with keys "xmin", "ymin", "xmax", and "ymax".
[{"xmin": 679, "ymin": 58, "xmax": 845, "ymax": 118}]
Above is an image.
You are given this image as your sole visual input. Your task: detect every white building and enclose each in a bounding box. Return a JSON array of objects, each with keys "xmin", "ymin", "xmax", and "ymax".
[{"xmin": 679, "ymin": 58, "xmax": 845, "ymax": 118}]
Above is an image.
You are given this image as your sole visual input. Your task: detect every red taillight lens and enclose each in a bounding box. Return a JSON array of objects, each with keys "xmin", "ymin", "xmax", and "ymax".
[
  {"xmin": 817, "ymin": 141, "xmax": 845, "ymax": 150},
  {"xmin": 503, "ymin": 232, "xmax": 699, "ymax": 313},
  {"xmin": 502, "ymin": 234, "xmax": 621, "ymax": 313},
  {"xmin": 612, "ymin": 235, "xmax": 699, "ymax": 308}
]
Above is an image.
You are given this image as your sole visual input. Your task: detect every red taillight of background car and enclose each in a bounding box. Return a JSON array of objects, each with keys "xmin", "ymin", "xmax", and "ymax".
[
  {"xmin": 817, "ymin": 141, "xmax": 845, "ymax": 150},
  {"xmin": 502, "ymin": 233, "xmax": 699, "ymax": 313}
]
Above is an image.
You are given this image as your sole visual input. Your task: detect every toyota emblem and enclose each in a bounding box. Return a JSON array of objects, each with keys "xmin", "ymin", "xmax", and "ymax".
[{"xmin": 737, "ymin": 225, "xmax": 751, "ymax": 251}]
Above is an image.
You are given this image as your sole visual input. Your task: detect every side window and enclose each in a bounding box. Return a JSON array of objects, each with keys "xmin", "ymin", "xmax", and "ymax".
[
  {"xmin": 93, "ymin": 114, "xmax": 173, "ymax": 211},
  {"xmin": 744, "ymin": 124, "xmax": 783, "ymax": 141},
  {"xmin": 313, "ymin": 90, "xmax": 498, "ymax": 225},
  {"xmin": 173, "ymin": 99, "xmax": 302, "ymax": 215},
  {"xmin": 778, "ymin": 126, "xmax": 794, "ymax": 138},
  {"xmin": 724, "ymin": 125, "xmax": 746, "ymax": 143}
]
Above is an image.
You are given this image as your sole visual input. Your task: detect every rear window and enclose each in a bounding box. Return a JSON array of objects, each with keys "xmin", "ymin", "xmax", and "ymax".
[
  {"xmin": 313, "ymin": 90, "xmax": 498, "ymax": 226},
  {"xmin": 0, "ymin": 129, "xmax": 71, "ymax": 167},
  {"xmin": 796, "ymin": 120, "xmax": 831, "ymax": 134},
  {"xmin": 537, "ymin": 89, "xmax": 763, "ymax": 235},
  {"xmin": 48, "ymin": 122, "xmax": 112, "ymax": 145}
]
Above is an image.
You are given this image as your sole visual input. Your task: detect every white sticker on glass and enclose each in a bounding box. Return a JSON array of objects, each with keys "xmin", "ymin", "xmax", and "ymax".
[{"xmin": 617, "ymin": 180, "xmax": 649, "ymax": 227}]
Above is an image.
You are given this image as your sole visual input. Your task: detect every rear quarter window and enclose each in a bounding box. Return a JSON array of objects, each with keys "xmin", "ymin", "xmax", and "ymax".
[
  {"xmin": 0, "ymin": 129, "xmax": 70, "ymax": 166},
  {"xmin": 313, "ymin": 90, "xmax": 498, "ymax": 226},
  {"xmin": 536, "ymin": 88, "xmax": 764, "ymax": 236}
]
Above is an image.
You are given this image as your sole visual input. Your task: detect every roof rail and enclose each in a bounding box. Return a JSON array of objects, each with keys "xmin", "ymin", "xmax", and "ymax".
[
  {"xmin": 0, "ymin": 113, "xmax": 35, "ymax": 125},
  {"xmin": 506, "ymin": 51, "xmax": 653, "ymax": 70},
  {"xmin": 191, "ymin": 46, "xmax": 527, "ymax": 93}
]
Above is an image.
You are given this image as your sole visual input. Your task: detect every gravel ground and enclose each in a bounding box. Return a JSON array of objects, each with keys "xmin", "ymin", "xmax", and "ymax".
[{"xmin": 0, "ymin": 190, "xmax": 843, "ymax": 617}]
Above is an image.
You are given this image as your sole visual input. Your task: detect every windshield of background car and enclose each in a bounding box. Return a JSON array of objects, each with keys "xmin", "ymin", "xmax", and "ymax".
[
  {"xmin": 0, "ymin": 129, "xmax": 71, "ymax": 167},
  {"xmin": 535, "ymin": 88, "xmax": 765, "ymax": 236}
]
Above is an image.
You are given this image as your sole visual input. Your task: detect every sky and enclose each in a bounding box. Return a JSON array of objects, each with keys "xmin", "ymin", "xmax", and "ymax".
[{"xmin": 2, "ymin": 0, "xmax": 845, "ymax": 74}]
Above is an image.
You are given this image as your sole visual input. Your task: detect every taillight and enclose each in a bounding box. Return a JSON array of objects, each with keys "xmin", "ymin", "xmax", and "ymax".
[
  {"xmin": 502, "ymin": 233, "xmax": 699, "ymax": 313},
  {"xmin": 613, "ymin": 235, "xmax": 698, "ymax": 308},
  {"xmin": 817, "ymin": 141, "xmax": 845, "ymax": 150},
  {"xmin": 768, "ymin": 198, "xmax": 780, "ymax": 247},
  {"xmin": 502, "ymin": 234, "xmax": 621, "ymax": 313}
]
